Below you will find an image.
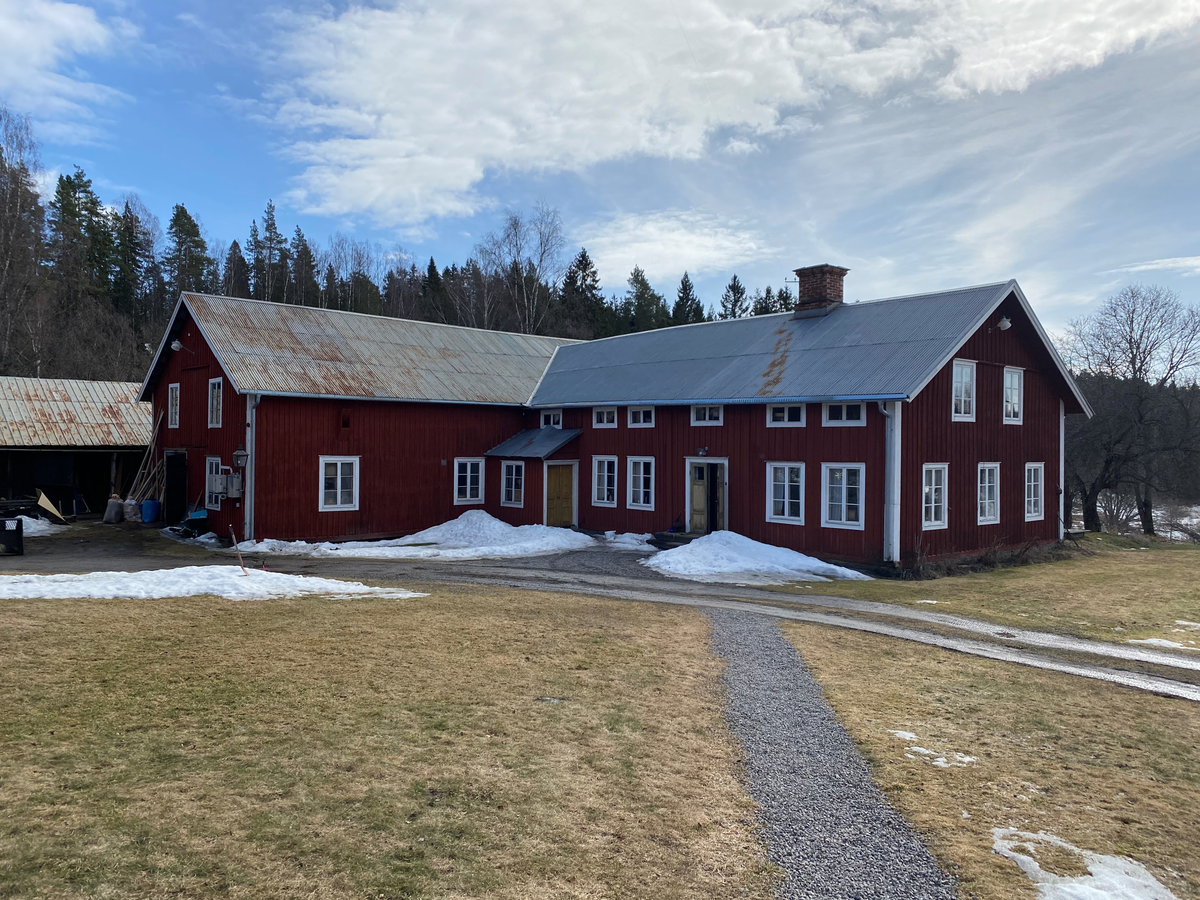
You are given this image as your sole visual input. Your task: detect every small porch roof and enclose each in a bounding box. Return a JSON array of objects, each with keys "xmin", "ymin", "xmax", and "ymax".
[{"xmin": 486, "ymin": 428, "xmax": 581, "ymax": 459}]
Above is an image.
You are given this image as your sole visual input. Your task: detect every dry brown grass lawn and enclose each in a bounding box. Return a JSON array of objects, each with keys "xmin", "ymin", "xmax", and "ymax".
[
  {"xmin": 782, "ymin": 621, "xmax": 1200, "ymax": 900},
  {"xmin": 780, "ymin": 535, "xmax": 1200, "ymax": 645},
  {"xmin": 0, "ymin": 585, "xmax": 772, "ymax": 900}
]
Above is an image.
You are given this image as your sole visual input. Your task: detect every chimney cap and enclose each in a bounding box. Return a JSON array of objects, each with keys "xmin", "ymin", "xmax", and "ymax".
[{"xmin": 792, "ymin": 263, "xmax": 850, "ymax": 278}]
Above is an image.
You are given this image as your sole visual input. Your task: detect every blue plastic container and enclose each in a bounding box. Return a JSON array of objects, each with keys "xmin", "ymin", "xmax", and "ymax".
[{"xmin": 141, "ymin": 499, "xmax": 161, "ymax": 523}]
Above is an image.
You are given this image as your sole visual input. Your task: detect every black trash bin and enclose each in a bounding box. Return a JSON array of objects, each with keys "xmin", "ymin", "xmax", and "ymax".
[{"xmin": 0, "ymin": 517, "xmax": 24, "ymax": 556}]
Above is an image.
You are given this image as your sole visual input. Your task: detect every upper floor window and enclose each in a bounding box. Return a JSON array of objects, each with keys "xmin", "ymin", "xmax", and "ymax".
[
  {"xmin": 767, "ymin": 462, "xmax": 805, "ymax": 524},
  {"xmin": 168, "ymin": 383, "xmax": 180, "ymax": 429},
  {"xmin": 823, "ymin": 402, "xmax": 864, "ymax": 427},
  {"xmin": 319, "ymin": 456, "xmax": 359, "ymax": 511},
  {"xmin": 1025, "ymin": 463, "xmax": 1044, "ymax": 521},
  {"xmin": 541, "ymin": 409, "xmax": 563, "ymax": 429},
  {"xmin": 692, "ymin": 405, "xmax": 723, "ymax": 426},
  {"xmin": 767, "ymin": 404, "xmax": 806, "ymax": 427},
  {"xmin": 922, "ymin": 464, "xmax": 948, "ymax": 530},
  {"xmin": 502, "ymin": 461, "xmax": 525, "ymax": 507},
  {"xmin": 822, "ymin": 464, "xmax": 863, "ymax": 529},
  {"xmin": 593, "ymin": 456, "xmax": 617, "ymax": 507},
  {"xmin": 1004, "ymin": 367, "xmax": 1023, "ymax": 424},
  {"xmin": 629, "ymin": 407, "xmax": 654, "ymax": 428},
  {"xmin": 978, "ymin": 463, "xmax": 999, "ymax": 524},
  {"xmin": 454, "ymin": 458, "xmax": 484, "ymax": 505},
  {"xmin": 952, "ymin": 360, "xmax": 976, "ymax": 421},
  {"xmin": 593, "ymin": 407, "xmax": 616, "ymax": 428},
  {"xmin": 628, "ymin": 457, "xmax": 654, "ymax": 509},
  {"xmin": 207, "ymin": 378, "xmax": 222, "ymax": 428}
]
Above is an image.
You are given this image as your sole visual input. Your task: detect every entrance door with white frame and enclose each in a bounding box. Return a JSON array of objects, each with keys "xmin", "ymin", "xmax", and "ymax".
[{"xmin": 685, "ymin": 457, "xmax": 727, "ymax": 534}]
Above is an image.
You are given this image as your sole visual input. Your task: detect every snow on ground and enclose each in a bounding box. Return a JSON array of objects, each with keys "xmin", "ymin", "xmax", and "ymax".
[
  {"xmin": 992, "ymin": 829, "xmax": 1180, "ymax": 899},
  {"xmin": 17, "ymin": 515, "xmax": 66, "ymax": 537},
  {"xmin": 642, "ymin": 530, "xmax": 871, "ymax": 584},
  {"xmin": 888, "ymin": 729, "xmax": 975, "ymax": 767},
  {"xmin": 604, "ymin": 530, "xmax": 655, "ymax": 551},
  {"xmin": 887, "ymin": 730, "xmax": 918, "ymax": 741},
  {"xmin": 237, "ymin": 510, "xmax": 596, "ymax": 560},
  {"xmin": 0, "ymin": 566, "xmax": 424, "ymax": 601},
  {"xmin": 1128, "ymin": 638, "xmax": 1198, "ymax": 652}
]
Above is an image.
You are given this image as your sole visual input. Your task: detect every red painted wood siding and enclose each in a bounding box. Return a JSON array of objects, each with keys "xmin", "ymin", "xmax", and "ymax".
[{"xmin": 900, "ymin": 293, "xmax": 1062, "ymax": 562}]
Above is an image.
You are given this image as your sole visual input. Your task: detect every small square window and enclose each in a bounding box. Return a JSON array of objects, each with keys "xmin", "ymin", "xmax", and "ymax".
[
  {"xmin": 593, "ymin": 407, "xmax": 616, "ymax": 428},
  {"xmin": 823, "ymin": 402, "xmax": 865, "ymax": 426},
  {"xmin": 167, "ymin": 383, "xmax": 180, "ymax": 429},
  {"xmin": 766, "ymin": 462, "xmax": 805, "ymax": 524},
  {"xmin": 691, "ymin": 405, "xmax": 723, "ymax": 426},
  {"xmin": 502, "ymin": 461, "xmax": 525, "ymax": 507},
  {"xmin": 629, "ymin": 407, "xmax": 655, "ymax": 428},
  {"xmin": 319, "ymin": 456, "xmax": 359, "ymax": 511},
  {"xmin": 207, "ymin": 378, "xmax": 223, "ymax": 428},
  {"xmin": 541, "ymin": 410, "xmax": 563, "ymax": 429},
  {"xmin": 767, "ymin": 404, "xmax": 806, "ymax": 427},
  {"xmin": 454, "ymin": 458, "xmax": 484, "ymax": 505},
  {"xmin": 593, "ymin": 456, "xmax": 617, "ymax": 507}
]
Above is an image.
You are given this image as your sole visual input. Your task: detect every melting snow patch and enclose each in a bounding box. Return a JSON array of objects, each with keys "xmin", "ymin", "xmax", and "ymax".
[
  {"xmin": 641, "ymin": 530, "xmax": 871, "ymax": 585},
  {"xmin": 17, "ymin": 515, "xmax": 66, "ymax": 537},
  {"xmin": 1174, "ymin": 621, "xmax": 1200, "ymax": 631},
  {"xmin": 992, "ymin": 829, "xmax": 1179, "ymax": 899},
  {"xmin": 238, "ymin": 510, "xmax": 595, "ymax": 560},
  {"xmin": 604, "ymin": 531, "xmax": 656, "ymax": 551},
  {"xmin": 916, "ymin": 600, "xmax": 938, "ymax": 604},
  {"xmin": 0, "ymin": 566, "xmax": 424, "ymax": 601},
  {"xmin": 888, "ymin": 730, "xmax": 918, "ymax": 741},
  {"xmin": 1128, "ymin": 638, "xmax": 1197, "ymax": 652}
]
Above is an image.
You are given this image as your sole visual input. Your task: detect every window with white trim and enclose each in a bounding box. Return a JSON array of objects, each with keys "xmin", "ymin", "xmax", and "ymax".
[
  {"xmin": 822, "ymin": 464, "xmax": 864, "ymax": 529},
  {"xmin": 593, "ymin": 407, "xmax": 616, "ymax": 428},
  {"xmin": 767, "ymin": 404, "xmax": 806, "ymax": 427},
  {"xmin": 952, "ymin": 360, "xmax": 976, "ymax": 421},
  {"xmin": 454, "ymin": 458, "xmax": 484, "ymax": 504},
  {"xmin": 541, "ymin": 409, "xmax": 563, "ymax": 429},
  {"xmin": 767, "ymin": 462, "xmax": 805, "ymax": 524},
  {"xmin": 1025, "ymin": 463, "xmax": 1044, "ymax": 521},
  {"xmin": 502, "ymin": 461, "xmax": 524, "ymax": 507},
  {"xmin": 628, "ymin": 457, "xmax": 654, "ymax": 509},
  {"xmin": 167, "ymin": 383, "xmax": 180, "ymax": 429},
  {"xmin": 922, "ymin": 464, "xmax": 948, "ymax": 530},
  {"xmin": 628, "ymin": 406, "xmax": 654, "ymax": 428},
  {"xmin": 691, "ymin": 405, "xmax": 723, "ymax": 426},
  {"xmin": 593, "ymin": 456, "xmax": 617, "ymax": 507},
  {"xmin": 978, "ymin": 463, "xmax": 1000, "ymax": 524},
  {"xmin": 207, "ymin": 377, "xmax": 222, "ymax": 428},
  {"xmin": 319, "ymin": 456, "xmax": 359, "ymax": 511},
  {"xmin": 823, "ymin": 402, "xmax": 865, "ymax": 426},
  {"xmin": 206, "ymin": 456, "xmax": 223, "ymax": 510},
  {"xmin": 1004, "ymin": 367, "xmax": 1024, "ymax": 424}
]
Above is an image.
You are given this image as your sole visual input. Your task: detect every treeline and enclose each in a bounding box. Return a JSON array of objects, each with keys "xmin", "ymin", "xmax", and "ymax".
[{"xmin": 0, "ymin": 105, "xmax": 797, "ymax": 383}]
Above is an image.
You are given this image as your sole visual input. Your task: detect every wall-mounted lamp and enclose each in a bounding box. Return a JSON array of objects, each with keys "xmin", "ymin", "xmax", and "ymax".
[
  {"xmin": 232, "ymin": 444, "xmax": 249, "ymax": 468},
  {"xmin": 697, "ymin": 447, "xmax": 709, "ymax": 457},
  {"xmin": 169, "ymin": 339, "xmax": 195, "ymax": 354},
  {"xmin": 996, "ymin": 317, "xmax": 1011, "ymax": 331}
]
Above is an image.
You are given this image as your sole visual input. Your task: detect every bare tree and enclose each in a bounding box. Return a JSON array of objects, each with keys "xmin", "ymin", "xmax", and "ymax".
[{"xmin": 477, "ymin": 202, "xmax": 566, "ymax": 334}]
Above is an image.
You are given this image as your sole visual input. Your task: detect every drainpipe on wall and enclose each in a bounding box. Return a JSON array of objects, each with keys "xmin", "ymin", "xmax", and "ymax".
[
  {"xmin": 878, "ymin": 400, "xmax": 903, "ymax": 564},
  {"xmin": 244, "ymin": 394, "xmax": 260, "ymax": 543},
  {"xmin": 1059, "ymin": 399, "xmax": 1065, "ymax": 540}
]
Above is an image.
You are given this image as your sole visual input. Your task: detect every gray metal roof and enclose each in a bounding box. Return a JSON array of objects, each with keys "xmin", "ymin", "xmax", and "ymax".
[
  {"xmin": 0, "ymin": 377, "xmax": 151, "ymax": 449},
  {"xmin": 530, "ymin": 280, "xmax": 1091, "ymax": 415},
  {"xmin": 487, "ymin": 427, "xmax": 581, "ymax": 459},
  {"xmin": 139, "ymin": 294, "xmax": 576, "ymax": 405}
]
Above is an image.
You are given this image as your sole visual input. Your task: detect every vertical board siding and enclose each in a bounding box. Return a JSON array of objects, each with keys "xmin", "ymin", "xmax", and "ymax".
[{"xmin": 901, "ymin": 294, "xmax": 1062, "ymax": 563}]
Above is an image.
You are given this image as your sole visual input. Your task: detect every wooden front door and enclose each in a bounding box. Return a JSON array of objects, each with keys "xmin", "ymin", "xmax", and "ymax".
[
  {"xmin": 689, "ymin": 462, "xmax": 726, "ymax": 534},
  {"xmin": 689, "ymin": 463, "xmax": 708, "ymax": 533},
  {"xmin": 546, "ymin": 464, "xmax": 574, "ymax": 527}
]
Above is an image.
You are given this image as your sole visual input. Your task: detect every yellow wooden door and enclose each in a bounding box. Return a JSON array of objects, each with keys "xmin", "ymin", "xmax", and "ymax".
[
  {"xmin": 546, "ymin": 464, "xmax": 574, "ymax": 527},
  {"xmin": 689, "ymin": 464, "xmax": 707, "ymax": 533}
]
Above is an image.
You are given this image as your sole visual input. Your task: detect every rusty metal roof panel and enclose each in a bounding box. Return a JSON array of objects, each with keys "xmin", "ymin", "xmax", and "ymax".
[
  {"xmin": 0, "ymin": 377, "xmax": 151, "ymax": 448},
  {"xmin": 177, "ymin": 294, "xmax": 575, "ymax": 405}
]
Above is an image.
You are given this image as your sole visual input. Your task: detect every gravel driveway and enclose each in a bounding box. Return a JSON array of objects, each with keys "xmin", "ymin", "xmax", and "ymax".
[{"xmin": 708, "ymin": 608, "xmax": 955, "ymax": 900}]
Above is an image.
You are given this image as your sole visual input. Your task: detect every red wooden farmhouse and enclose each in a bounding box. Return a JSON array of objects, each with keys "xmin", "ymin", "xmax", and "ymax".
[{"xmin": 138, "ymin": 264, "xmax": 1091, "ymax": 567}]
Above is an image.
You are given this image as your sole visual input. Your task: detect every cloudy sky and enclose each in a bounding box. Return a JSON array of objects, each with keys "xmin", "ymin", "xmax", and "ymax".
[{"xmin": 2, "ymin": 0, "xmax": 1199, "ymax": 326}]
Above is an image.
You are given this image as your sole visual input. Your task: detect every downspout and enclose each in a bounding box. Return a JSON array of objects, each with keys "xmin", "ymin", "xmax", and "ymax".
[
  {"xmin": 878, "ymin": 400, "xmax": 903, "ymax": 564},
  {"xmin": 244, "ymin": 393, "xmax": 261, "ymax": 542},
  {"xmin": 1058, "ymin": 399, "xmax": 1065, "ymax": 540}
]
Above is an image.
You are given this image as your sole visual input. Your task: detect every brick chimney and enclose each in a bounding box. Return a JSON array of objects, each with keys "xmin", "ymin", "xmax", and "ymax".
[{"xmin": 792, "ymin": 264, "xmax": 849, "ymax": 318}]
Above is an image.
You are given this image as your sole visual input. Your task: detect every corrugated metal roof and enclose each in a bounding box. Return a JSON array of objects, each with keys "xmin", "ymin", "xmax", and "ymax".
[
  {"xmin": 141, "ymin": 294, "xmax": 577, "ymax": 405},
  {"xmin": 486, "ymin": 427, "xmax": 581, "ymax": 459},
  {"xmin": 532, "ymin": 281, "xmax": 1038, "ymax": 407},
  {"xmin": 0, "ymin": 377, "xmax": 151, "ymax": 449}
]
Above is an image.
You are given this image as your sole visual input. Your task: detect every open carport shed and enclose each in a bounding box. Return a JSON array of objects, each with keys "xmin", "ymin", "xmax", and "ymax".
[{"xmin": 0, "ymin": 376, "xmax": 151, "ymax": 515}]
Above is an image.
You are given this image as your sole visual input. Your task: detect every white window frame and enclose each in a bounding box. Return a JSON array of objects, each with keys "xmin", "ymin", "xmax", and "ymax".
[
  {"xmin": 592, "ymin": 455, "xmax": 618, "ymax": 507},
  {"xmin": 453, "ymin": 457, "xmax": 485, "ymax": 505},
  {"xmin": 541, "ymin": 409, "xmax": 563, "ymax": 429},
  {"xmin": 628, "ymin": 406, "xmax": 655, "ymax": 428},
  {"xmin": 821, "ymin": 463, "xmax": 865, "ymax": 530},
  {"xmin": 207, "ymin": 377, "xmax": 223, "ymax": 428},
  {"xmin": 1025, "ymin": 462, "xmax": 1045, "ymax": 521},
  {"xmin": 167, "ymin": 383, "xmax": 180, "ymax": 429},
  {"xmin": 922, "ymin": 463, "xmax": 949, "ymax": 531},
  {"xmin": 628, "ymin": 456, "xmax": 655, "ymax": 510},
  {"xmin": 691, "ymin": 405, "xmax": 723, "ymax": 426},
  {"xmin": 501, "ymin": 460, "xmax": 525, "ymax": 508},
  {"xmin": 205, "ymin": 456, "xmax": 222, "ymax": 511},
  {"xmin": 766, "ymin": 404, "xmax": 806, "ymax": 428},
  {"xmin": 766, "ymin": 462, "xmax": 805, "ymax": 525},
  {"xmin": 978, "ymin": 463, "xmax": 1000, "ymax": 525},
  {"xmin": 1004, "ymin": 367, "xmax": 1024, "ymax": 424},
  {"xmin": 318, "ymin": 455, "xmax": 360, "ymax": 512},
  {"xmin": 822, "ymin": 402, "xmax": 866, "ymax": 427},
  {"xmin": 952, "ymin": 359, "xmax": 976, "ymax": 422},
  {"xmin": 592, "ymin": 407, "xmax": 617, "ymax": 429}
]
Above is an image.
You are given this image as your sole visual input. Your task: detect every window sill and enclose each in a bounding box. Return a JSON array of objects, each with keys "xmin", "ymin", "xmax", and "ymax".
[
  {"xmin": 922, "ymin": 522, "xmax": 948, "ymax": 531},
  {"xmin": 453, "ymin": 498, "xmax": 485, "ymax": 506},
  {"xmin": 821, "ymin": 520, "xmax": 864, "ymax": 531},
  {"xmin": 767, "ymin": 516, "xmax": 805, "ymax": 526}
]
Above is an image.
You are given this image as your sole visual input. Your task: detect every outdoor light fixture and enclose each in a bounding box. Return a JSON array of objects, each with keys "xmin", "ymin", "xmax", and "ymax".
[
  {"xmin": 169, "ymin": 339, "xmax": 195, "ymax": 354},
  {"xmin": 697, "ymin": 447, "xmax": 709, "ymax": 457},
  {"xmin": 997, "ymin": 317, "xmax": 1012, "ymax": 331},
  {"xmin": 232, "ymin": 445, "xmax": 249, "ymax": 468}
]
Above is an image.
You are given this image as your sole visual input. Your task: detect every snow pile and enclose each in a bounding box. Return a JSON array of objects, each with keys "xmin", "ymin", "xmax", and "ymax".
[
  {"xmin": 17, "ymin": 515, "xmax": 66, "ymax": 537},
  {"xmin": 238, "ymin": 510, "xmax": 596, "ymax": 560},
  {"xmin": 992, "ymin": 829, "xmax": 1180, "ymax": 899},
  {"xmin": 605, "ymin": 531, "xmax": 656, "ymax": 551},
  {"xmin": 0, "ymin": 566, "xmax": 424, "ymax": 601},
  {"xmin": 642, "ymin": 530, "xmax": 871, "ymax": 584}
]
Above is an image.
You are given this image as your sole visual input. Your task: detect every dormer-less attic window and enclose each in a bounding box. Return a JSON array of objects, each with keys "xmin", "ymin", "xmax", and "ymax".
[{"xmin": 542, "ymin": 409, "xmax": 563, "ymax": 429}]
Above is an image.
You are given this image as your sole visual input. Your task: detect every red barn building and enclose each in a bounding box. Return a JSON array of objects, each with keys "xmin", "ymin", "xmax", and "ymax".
[{"xmin": 138, "ymin": 267, "xmax": 1090, "ymax": 567}]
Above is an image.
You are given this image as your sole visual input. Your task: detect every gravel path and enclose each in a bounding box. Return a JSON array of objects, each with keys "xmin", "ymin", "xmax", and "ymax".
[{"xmin": 708, "ymin": 608, "xmax": 955, "ymax": 900}]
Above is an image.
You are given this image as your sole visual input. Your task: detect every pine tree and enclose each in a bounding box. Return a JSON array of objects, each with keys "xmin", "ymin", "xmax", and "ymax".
[
  {"xmin": 555, "ymin": 248, "xmax": 613, "ymax": 337},
  {"xmin": 626, "ymin": 266, "xmax": 670, "ymax": 332},
  {"xmin": 222, "ymin": 240, "xmax": 251, "ymax": 298},
  {"xmin": 289, "ymin": 227, "xmax": 319, "ymax": 307},
  {"xmin": 110, "ymin": 201, "xmax": 147, "ymax": 318},
  {"xmin": 718, "ymin": 274, "xmax": 748, "ymax": 319},
  {"xmin": 777, "ymin": 284, "xmax": 794, "ymax": 312},
  {"xmin": 247, "ymin": 220, "xmax": 263, "ymax": 300},
  {"xmin": 672, "ymin": 271, "xmax": 705, "ymax": 325},
  {"xmin": 163, "ymin": 204, "xmax": 212, "ymax": 296},
  {"xmin": 259, "ymin": 200, "xmax": 287, "ymax": 303},
  {"xmin": 421, "ymin": 257, "xmax": 451, "ymax": 322}
]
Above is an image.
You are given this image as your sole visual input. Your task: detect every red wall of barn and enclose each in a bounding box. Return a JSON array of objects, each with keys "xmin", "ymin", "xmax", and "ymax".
[
  {"xmin": 150, "ymin": 313, "xmax": 247, "ymax": 538},
  {"xmin": 900, "ymin": 293, "xmax": 1063, "ymax": 563},
  {"xmin": 559, "ymin": 403, "xmax": 887, "ymax": 564}
]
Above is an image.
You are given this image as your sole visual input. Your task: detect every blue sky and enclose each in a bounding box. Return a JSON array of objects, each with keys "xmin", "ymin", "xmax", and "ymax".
[{"xmin": 2, "ymin": 0, "xmax": 1199, "ymax": 329}]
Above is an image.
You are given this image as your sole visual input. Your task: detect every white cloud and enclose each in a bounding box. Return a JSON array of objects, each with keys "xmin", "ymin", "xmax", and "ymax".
[
  {"xmin": 1108, "ymin": 256, "xmax": 1200, "ymax": 277},
  {"xmin": 269, "ymin": 0, "xmax": 1200, "ymax": 225},
  {"xmin": 575, "ymin": 211, "xmax": 778, "ymax": 287}
]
